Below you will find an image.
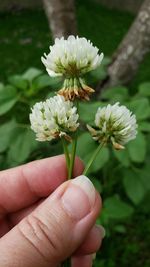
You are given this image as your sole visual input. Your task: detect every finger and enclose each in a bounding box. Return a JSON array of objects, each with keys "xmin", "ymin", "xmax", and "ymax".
[
  {"xmin": 72, "ymin": 254, "xmax": 93, "ymax": 267},
  {"xmin": 0, "ymin": 201, "xmax": 44, "ymax": 238},
  {"xmin": 9, "ymin": 200, "xmax": 44, "ymax": 227},
  {"xmin": 0, "ymin": 219, "xmax": 10, "ymax": 237},
  {"xmin": 0, "ymin": 175, "xmax": 101, "ymax": 267},
  {"xmin": 0, "ymin": 155, "xmax": 84, "ymax": 217},
  {"xmin": 75, "ymin": 225, "xmax": 105, "ymax": 255}
]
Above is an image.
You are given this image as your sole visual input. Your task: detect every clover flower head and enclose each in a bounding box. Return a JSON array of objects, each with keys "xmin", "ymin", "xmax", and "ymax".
[
  {"xmin": 30, "ymin": 95, "xmax": 79, "ymax": 142},
  {"xmin": 41, "ymin": 35, "xmax": 103, "ymax": 77},
  {"xmin": 41, "ymin": 35, "xmax": 104, "ymax": 101},
  {"xmin": 87, "ymin": 102, "xmax": 137, "ymax": 149}
]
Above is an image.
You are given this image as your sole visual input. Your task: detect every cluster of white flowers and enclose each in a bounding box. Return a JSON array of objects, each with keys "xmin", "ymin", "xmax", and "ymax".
[
  {"xmin": 41, "ymin": 35, "xmax": 104, "ymax": 78},
  {"xmin": 30, "ymin": 36, "xmax": 138, "ymax": 149},
  {"xmin": 87, "ymin": 102, "xmax": 137, "ymax": 149},
  {"xmin": 30, "ymin": 95, "xmax": 79, "ymax": 141}
]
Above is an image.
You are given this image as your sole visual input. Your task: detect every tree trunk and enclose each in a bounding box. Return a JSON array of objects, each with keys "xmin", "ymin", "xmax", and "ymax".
[
  {"xmin": 42, "ymin": 0, "xmax": 77, "ymax": 39},
  {"xmin": 95, "ymin": 0, "xmax": 142, "ymax": 14},
  {"xmin": 98, "ymin": 0, "xmax": 150, "ymax": 90}
]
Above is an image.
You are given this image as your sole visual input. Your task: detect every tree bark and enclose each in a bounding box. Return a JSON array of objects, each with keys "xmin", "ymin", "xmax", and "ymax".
[
  {"xmin": 95, "ymin": 0, "xmax": 142, "ymax": 14},
  {"xmin": 42, "ymin": 0, "xmax": 77, "ymax": 39},
  {"xmin": 98, "ymin": 0, "xmax": 150, "ymax": 90}
]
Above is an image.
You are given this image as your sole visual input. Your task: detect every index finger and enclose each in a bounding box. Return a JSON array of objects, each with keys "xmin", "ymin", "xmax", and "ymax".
[{"xmin": 0, "ymin": 155, "xmax": 84, "ymax": 217}]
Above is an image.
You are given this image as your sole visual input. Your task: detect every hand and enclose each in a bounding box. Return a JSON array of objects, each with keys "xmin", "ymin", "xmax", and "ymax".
[{"xmin": 0, "ymin": 155, "xmax": 104, "ymax": 267}]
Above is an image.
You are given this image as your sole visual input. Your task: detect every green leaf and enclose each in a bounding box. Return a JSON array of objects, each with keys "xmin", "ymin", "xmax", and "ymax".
[
  {"xmin": 123, "ymin": 169, "xmax": 146, "ymax": 205},
  {"xmin": 103, "ymin": 195, "xmax": 134, "ymax": 219},
  {"xmin": 85, "ymin": 146, "xmax": 109, "ymax": 173},
  {"xmin": 76, "ymin": 132, "xmax": 96, "ymax": 158},
  {"xmin": 127, "ymin": 132, "xmax": 146, "ymax": 163},
  {"xmin": 76, "ymin": 132, "xmax": 109, "ymax": 172},
  {"xmin": 129, "ymin": 98, "xmax": 150, "ymax": 120},
  {"xmin": 113, "ymin": 149, "xmax": 130, "ymax": 167},
  {"xmin": 101, "ymin": 57, "xmax": 111, "ymax": 66},
  {"xmin": 0, "ymin": 85, "xmax": 18, "ymax": 115},
  {"xmin": 46, "ymin": 91, "xmax": 55, "ymax": 98},
  {"xmin": 139, "ymin": 122, "xmax": 150, "ymax": 132},
  {"xmin": 114, "ymin": 225, "xmax": 126, "ymax": 234},
  {"xmin": 0, "ymin": 120, "xmax": 17, "ymax": 152},
  {"xmin": 8, "ymin": 75, "xmax": 28, "ymax": 90},
  {"xmin": 138, "ymin": 165, "xmax": 150, "ymax": 191},
  {"xmin": 79, "ymin": 101, "xmax": 103, "ymax": 123},
  {"xmin": 90, "ymin": 65, "xmax": 107, "ymax": 80},
  {"xmin": 138, "ymin": 82, "xmax": 150, "ymax": 97},
  {"xmin": 101, "ymin": 86, "xmax": 129, "ymax": 102},
  {"xmin": 22, "ymin": 68, "xmax": 43, "ymax": 81},
  {"xmin": 89, "ymin": 57, "xmax": 110, "ymax": 82},
  {"xmin": 8, "ymin": 127, "xmax": 37, "ymax": 163},
  {"xmin": 90, "ymin": 177, "xmax": 102, "ymax": 193},
  {"xmin": 33, "ymin": 74, "xmax": 61, "ymax": 90},
  {"xmin": 0, "ymin": 83, "xmax": 4, "ymax": 91}
]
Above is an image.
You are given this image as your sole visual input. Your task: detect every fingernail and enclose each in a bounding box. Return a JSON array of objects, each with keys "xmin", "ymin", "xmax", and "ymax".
[
  {"xmin": 62, "ymin": 175, "xmax": 96, "ymax": 220},
  {"xmin": 97, "ymin": 225, "xmax": 106, "ymax": 239}
]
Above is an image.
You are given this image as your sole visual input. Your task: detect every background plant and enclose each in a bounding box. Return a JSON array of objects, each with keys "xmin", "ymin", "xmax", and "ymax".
[{"xmin": 0, "ymin": 67, "xmax": 62, "ymax": 168}]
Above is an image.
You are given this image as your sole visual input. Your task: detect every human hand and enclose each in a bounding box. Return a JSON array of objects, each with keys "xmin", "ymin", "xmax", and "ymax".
[{"xmin": 0, "ymin": 155, "xmax": 104, "ymax": 267}]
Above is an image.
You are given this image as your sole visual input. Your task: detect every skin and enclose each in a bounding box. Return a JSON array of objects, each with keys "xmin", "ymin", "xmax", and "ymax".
[{"xmin": 0, "ymin": 155, "xmax": 103, "ymax": 267}]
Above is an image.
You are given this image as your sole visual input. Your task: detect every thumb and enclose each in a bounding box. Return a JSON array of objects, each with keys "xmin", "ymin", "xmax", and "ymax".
[{"xmin": 0, "ymin": 175, "xmax": 101, "ymax": 267}]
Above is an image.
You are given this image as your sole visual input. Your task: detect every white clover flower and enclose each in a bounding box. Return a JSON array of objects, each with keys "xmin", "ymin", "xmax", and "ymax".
[
  {"xmin": 41, "ymin": 35, "xmax": 103, "ymax": 77},
  {"xmin": 87, "ymin": 102, "xmax": 137, "ymax": 149},
  {"xmin": 41, "ymin": 35, "xmax": 104, "ymax": 100},
  {"xmin": 30, "ymin": 95, "xmax": 79, "ymax": 142}
]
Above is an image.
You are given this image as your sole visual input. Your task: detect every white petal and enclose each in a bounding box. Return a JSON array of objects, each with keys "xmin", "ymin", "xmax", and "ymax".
[
  {"xmin": 93, "ymin": 102, "xmax": 137, "ymax": 145},
  {"xmin": 41, "ymin": 35, "xmax": 104, "ymax": 77},
  {"xmin": 30, "ymin": 95, "xmax": 79, "ymax": 141}
]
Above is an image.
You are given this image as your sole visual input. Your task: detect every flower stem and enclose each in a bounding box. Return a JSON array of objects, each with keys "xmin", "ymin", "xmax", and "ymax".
[
  {"xmin": 62, "ymin": 258, "xmax": 71, "ymax": 267},
  {"xmin": 83, "ymin": 142, "xmax": 104, "ymax": 175},
  {"xmin": 61, "ymin": 103, "xmax": 79, "ymax": 267},
  {"xmin": 68, "ymin": 101, "xmax": 79, "ymax": 180},
  {"xmin": 68, "ymin": 136, "xmax": 77, "ymax": 179},
  {"xmin": 61, "ymin": 138, "xmax": 70, "ymax": 178}
]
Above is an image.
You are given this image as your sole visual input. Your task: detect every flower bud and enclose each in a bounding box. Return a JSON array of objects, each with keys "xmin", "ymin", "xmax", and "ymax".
[
  {"xmin": 30, "ymin": 95, "xmax": 79, "ymax": 141},
  {"xmin": 87, "ymin": 102, "xmax": 138, "ymax": 149}
]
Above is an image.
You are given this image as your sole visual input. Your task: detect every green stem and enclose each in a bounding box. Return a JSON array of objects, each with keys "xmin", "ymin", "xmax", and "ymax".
[
  {"xmin": 61, "ymin": 102, "xmax": 79, "ymax": 266},
  {"xmin": 62, "ymin": 258, "xmax": 71, "ymax": 267},
  {"xmin": 68, "ymin": 136, "xmax": 77, "ymax": 179},
  {"xmin": 83, "ymin": 142, "xmax": 104, "ymax": 175},
  {"xmin": 68, "ymin": 100, "xmax": 79, "ymax": 180},
  {"xmin": 19, "ymin": 96, "xmax": 30, "ymax": 105},
  {"xmin": 61, "ymin": 138, "xmax": 70, "ymax": 178}
]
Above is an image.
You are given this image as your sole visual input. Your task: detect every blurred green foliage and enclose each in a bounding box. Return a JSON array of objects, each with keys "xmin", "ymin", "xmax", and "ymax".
[{"xmin": 0, "ymin": 68, "xmax": 63, "ymax": 168}]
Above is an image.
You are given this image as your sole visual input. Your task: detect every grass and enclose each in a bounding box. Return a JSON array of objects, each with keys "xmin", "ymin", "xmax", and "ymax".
[
  {"xmin": 0, "ymin": 0, "xmax": 150, "ymax": 87},
  {"xmin": 0, "ymin": 10, "xmax": 51, "ymax": 81},
  {"xmin": 0, "ymin": 1, "xmax": 149, "ymax": 266}
]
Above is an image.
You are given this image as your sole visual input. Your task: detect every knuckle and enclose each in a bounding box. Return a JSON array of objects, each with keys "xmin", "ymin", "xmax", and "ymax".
[
  {"xmin": 18, "ymin": 212, "xmax": 65, "ymax": 263},
  {"xmin": 17, "ymin": 215, "xmax": 53, "ymax": 263},
  {"xmin": 40, "ymin": 211, "xmax": 67, "ymax": 259}
]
